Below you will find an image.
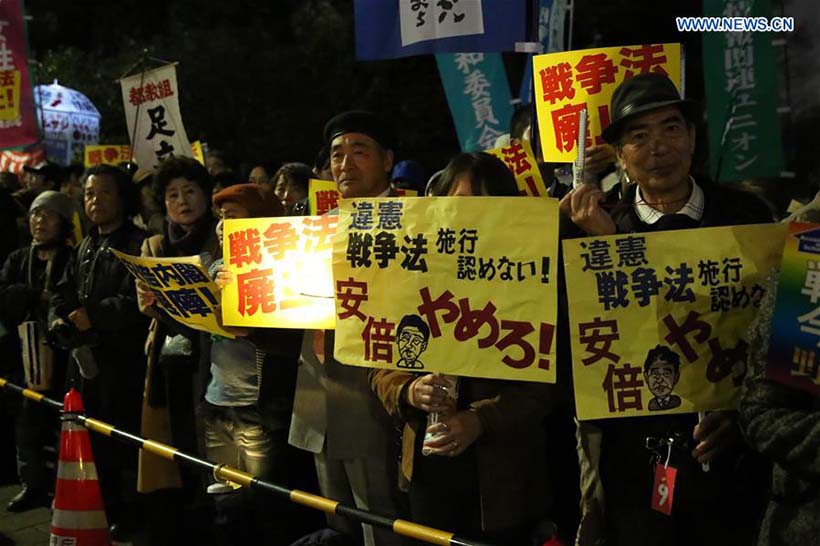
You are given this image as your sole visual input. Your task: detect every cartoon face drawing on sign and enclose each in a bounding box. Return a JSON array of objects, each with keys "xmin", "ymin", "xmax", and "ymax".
[
  {"xmin": 644, "ymin": 345, "xmax": 682, "ymax": 411},
  {"xmin": 395, "ymin": 314, "xmax": 430, "ymax": 369}
]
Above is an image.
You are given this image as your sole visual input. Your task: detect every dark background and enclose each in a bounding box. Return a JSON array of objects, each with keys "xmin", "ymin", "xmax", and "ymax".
[{"xmin": 23, "ymin": 0, "xmax": 818, "ymax": 192}]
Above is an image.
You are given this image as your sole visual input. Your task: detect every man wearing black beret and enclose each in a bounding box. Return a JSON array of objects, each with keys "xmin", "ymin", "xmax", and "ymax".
[{"xmin": 289, "ymin": 111, "xmax": 406, "ymax": 546}]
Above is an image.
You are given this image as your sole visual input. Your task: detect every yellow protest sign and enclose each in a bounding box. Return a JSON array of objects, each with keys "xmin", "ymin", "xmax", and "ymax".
[
  {"xmin": 110, "ymin": 249, "xmax": 234, "ymax": 338},
  {"xmin": 333, "ymin": 197, "xmax": 560, "ymax": 383},
  {"xmin": 191, "ymin": 140, "xmax": 205, "ymax": 165},
  {"xmin": 563, "ymin": 224, "xmax": 785, "ymax": 420},
  {"xmin": 533, "ymin": 43, "xmax": 682, "ymax": 162},
  {"xmin": 485, "ymin": 139, "xmax": 549, "ymax": 197},
  {"xmin": 308, "ymin": 179, "xmax": 341, "ymax": 216},
  {"xmin": 309, "ymin": 178, "xmax": 419, "ymax": 216},
  {"xmin": 0, "ymin": 70, "xmax": 21, "ymax": 121},
  {"xmin": 221, "ymin": 215, "xmax": 337, "ymax": 330},
  {"xmin": 84, "ymin": 145, "xmax": 131, "ymax": 167}
]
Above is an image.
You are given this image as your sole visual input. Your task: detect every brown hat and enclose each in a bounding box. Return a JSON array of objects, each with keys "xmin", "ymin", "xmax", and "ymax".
[{"xmin": 212, "ymin": 183, "xmax": 283, "ymax": 218}]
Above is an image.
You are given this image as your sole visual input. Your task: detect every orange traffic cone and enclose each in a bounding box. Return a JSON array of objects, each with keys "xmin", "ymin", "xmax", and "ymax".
[{"xmin": 49, "ymin": 388, "xmax": 112, "ymax": 546}]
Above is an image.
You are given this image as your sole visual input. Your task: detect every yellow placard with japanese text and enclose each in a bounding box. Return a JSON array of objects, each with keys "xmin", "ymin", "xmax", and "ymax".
[
  {"xmin": 0, "ymin": 70, "xmax": 21, "ymax": 121},
  {"xmin": 309, "ymin": 178, "xmax": 419, "ymax": 216},
  {"xmin": 110, "ymin": 249, "xmax": 234, "ymax": 338},
  {"xmin": 533, "ymin": 43, "xmax": 682, "ymax": 162},
  {"xmin": 333, "ymin": 197, "xmax": 559, "ymax": 383},
  {"xmin": 563, "ymin": 224, "xmax": 785, "ymax": 420},
  {"xmin": 191, "ymin": 140, "xmax": 205, "ymax": 165},
  {"xmin": 221, "ymin": 216, "xmax": 337, "ymax": 330},
  {"xmin": 485, "ymin": 139, "xmax": 549, "ymax": 197},
  {"xmin": 309, "ymin": 179, "xmax": 341, "ymax": 216},
  {"xmin": 84, "ymin": 145, "xmax": 131, "ymax": 167}
]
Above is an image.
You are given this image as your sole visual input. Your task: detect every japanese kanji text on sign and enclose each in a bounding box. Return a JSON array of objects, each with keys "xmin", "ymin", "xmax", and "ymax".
[
  {"xmin": 333, "ymin": 196, "xmax": 560, "ymax": 383},
  {"xmin": 221, "ymin": 215, "xmax": 338, "ymax": 330},
  {"xmin": 563, "ymin": 223, "xmax": 785, "ymax": 420},
  {"xmin": 533, "ymin": 43, "xmax": 682, "ymax": 162}
]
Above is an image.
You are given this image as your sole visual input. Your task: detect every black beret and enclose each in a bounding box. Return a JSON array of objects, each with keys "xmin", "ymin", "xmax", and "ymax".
[{"xmin": 323, "ymin": 111, "xmax": 396, "ymax": 151}]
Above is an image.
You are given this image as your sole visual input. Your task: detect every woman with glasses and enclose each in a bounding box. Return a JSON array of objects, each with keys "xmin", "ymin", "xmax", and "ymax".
[{"xmin": 0, "ymin": 191, "xmax": 74, "ymax": 513}]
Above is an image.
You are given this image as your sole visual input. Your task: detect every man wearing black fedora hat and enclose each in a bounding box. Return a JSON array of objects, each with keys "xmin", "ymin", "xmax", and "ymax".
[
  {"xmin": 288, "ymin": 111, "xmax": 407, "ymax": 546},
  {"xmin": 560, "ymin": 72, "xmax": 771, "ymax": 236},
  {"xmin": 560, "ymin": 74, "xmax": 772, "ymax": 546}
]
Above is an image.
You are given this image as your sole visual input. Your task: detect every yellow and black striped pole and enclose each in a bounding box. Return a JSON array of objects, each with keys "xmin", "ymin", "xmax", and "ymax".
[{"xmin": 0, "ymin": 378, "xmax": 494, "ymax": 546}]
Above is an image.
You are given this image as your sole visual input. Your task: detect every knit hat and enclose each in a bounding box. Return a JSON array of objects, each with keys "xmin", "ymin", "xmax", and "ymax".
[
  {"xmin": 29, "ymin": 190, "xmax": 75, "ymax": 223},
  {"xmin": 212, "ymin": 183, "xmax": 283, "ymax": 218}
]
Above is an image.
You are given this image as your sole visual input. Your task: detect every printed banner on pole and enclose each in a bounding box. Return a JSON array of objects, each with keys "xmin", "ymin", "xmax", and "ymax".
[
  {"xmin": 354, "ymin": 0, "xmax": 526, "ymax": 61},
  {"xmin": 533, "ymin": 43, "xmax": 682, "ymax": 162},
  {"xmin": 520, "ymin": 0, "xmax": 567, "ymax": 104},
  {"xmin": 702, "ymin": 0, "xmax": 784, "ymax": 182},
  {"xmin": 333, "ymin": 197, "xmax": 560, "ymax": 383},
  {"xmin": 437, "ymin": 52, "xmax": 513, "ymax": 152},
  {"xmin": 485, "ymin": 139, "xmax": 550, "ymax": 196},
  {"xmin": 119, "ymin": 64, "xmax": 192, "ymax": 170},
  {"xmin": 0, "ymin": 0, "xmax": 38, "ymax": 149},
  {"xmin": 110, "ymin": 249, "xmax": 234, "ymax": 338},
  {"xmin": 221, "ymin": 216, "xmax": 338, "ymax": 330},
  {"xmin": 766, "ymin": 223, "xmax": 820, "ymax": 395},
  {"xmin": 563, "ymin": 224, "xmax": 785, "ymax": 420},
  {"xmin": 84, "ymin": 144, "xmax": 131, "ymax": 167},
  {"xmin": 308, "ymin": 179, "xmax": 418, "ymax": 217}
]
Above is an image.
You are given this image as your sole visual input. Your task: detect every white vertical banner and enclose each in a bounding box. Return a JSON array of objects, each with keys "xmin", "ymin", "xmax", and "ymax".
[{"xmin": 119, "ymin": 64, "xmax": 192, "ymax": 170}]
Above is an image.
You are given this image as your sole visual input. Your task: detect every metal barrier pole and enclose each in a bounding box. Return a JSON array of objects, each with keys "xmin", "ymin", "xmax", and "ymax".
[{"xmin": 0, "ymin": 378, "xmax": 495, "ymax": 546}]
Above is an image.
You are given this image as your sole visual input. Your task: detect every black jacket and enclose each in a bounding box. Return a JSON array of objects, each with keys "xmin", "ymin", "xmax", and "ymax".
[
  {"xmin": 51, "ymin": 222, "xmax": 150, "ymax": 381},
  {"xmin": 605, "ymin": 177, "xmax": 774, "ymax": 233},
  {"xmin": 562, "ymin": 178, "xmax": 773, "ymax": 546},
  {"xmin": 0, "ymin": 244, "xmax": 72, "ymax": 385}
]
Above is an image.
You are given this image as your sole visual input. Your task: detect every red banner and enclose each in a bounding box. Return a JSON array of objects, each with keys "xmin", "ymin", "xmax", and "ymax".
[{"xmin": 0, "ymin": 0, "xmax": 38, "ymax": 149}]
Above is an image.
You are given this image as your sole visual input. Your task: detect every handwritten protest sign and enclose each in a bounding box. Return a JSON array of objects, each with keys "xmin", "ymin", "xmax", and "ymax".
[
  {"xmin": 111, "ymin": 249, "xmax": 233, "ymax": 338},
  {"xmin": 485, "ymin": 139, "xmax": 550, "ymax": 197},
  {"xmin": 84, "ymin": 145, "xmax": 131, "ymax": 167},
  {"xmin": 533, "ymin": 43, "xmax": 682, "ymax": 162},
  {"xmin": 563, "ymin": 224, "xmax": 785, "ymax": 420},
  {"xmin": 766, "ymin": 222, "xmax": 820, "ymax": 395},
  {"xmin": 333, "ymin": 197, "xmax": 559, "ymax": 383},
  {"xmin": 119, "ymin": 64, "xmax": 193, "ymax": 170},
  {"xmin": 221, "ymin": 215, "xmax": 337, "ymax": 330},
  {"xmin": 309, "ymin": 179, "xmax": 419, "ymax": 216}
]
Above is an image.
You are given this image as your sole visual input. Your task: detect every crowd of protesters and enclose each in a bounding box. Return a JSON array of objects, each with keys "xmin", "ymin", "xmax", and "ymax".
[{"xmin": 0, "ymin": 73, "xmax": 817, "ymax": 546}]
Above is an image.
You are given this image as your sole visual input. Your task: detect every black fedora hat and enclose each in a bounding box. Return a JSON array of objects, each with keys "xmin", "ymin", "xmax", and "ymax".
[{"xmin": 602, "ymin": 73, "xmax": 700, "ymax": 144}]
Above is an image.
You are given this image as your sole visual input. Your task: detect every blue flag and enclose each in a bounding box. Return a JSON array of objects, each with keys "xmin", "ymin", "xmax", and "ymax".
[
  {"xmin": 355, "ymin": 0, "xmax": 526, "ymax": 61},
  {"xmin": 437, "ymin": 53, "xmax": 513, "ymax": 151}
]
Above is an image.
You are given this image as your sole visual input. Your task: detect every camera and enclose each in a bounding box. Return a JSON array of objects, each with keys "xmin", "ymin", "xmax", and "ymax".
[{"xmin": 46, "ymin": 321, "xmax": 99, "ymax": 350}]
